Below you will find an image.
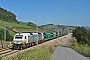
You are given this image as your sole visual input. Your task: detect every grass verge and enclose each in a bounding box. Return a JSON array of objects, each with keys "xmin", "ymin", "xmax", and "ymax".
[
  {"xmin": 70, "ymin": 40, "xmax": 90, "ymax": 57},
  {"xmin": 3, "ymin": 46, "xmax": 52, "ymax": 60}
]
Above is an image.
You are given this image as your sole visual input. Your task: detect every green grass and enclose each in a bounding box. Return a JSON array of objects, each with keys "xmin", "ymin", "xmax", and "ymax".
[
  {"xmin": 8, "ymin": 29, "xmax": 15, "ymax": 36},
  {"xmin": 4, "ymin": 46, "xmax": 52, "ymax": 60},
  {"xmin": 0, "ymin": 20, "xmax": 31, "ymax": 28}
]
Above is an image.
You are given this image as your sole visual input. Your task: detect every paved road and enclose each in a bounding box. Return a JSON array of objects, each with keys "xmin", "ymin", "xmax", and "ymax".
[{"xmin": 52, "ymin": 46, "xmax": 89, "ymax": 60}]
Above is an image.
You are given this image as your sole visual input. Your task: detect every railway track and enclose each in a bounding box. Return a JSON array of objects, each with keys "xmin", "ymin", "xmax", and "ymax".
[
  {"xmin": 0, "ymin": 34, "xmax": 71, "ymax": 59},
  {"xmin": 0, "ymin": 47, "xmax": 11, "ymax": 52},
  {"xmin": 0, "ymin": 50, "xmax": 19, "ymax": 57}
]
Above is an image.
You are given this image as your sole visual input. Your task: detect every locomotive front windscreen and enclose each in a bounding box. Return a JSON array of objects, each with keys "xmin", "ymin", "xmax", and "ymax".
[{"xmin": 15, "ymin": 35, "xmax": 23, "ymax": 39}]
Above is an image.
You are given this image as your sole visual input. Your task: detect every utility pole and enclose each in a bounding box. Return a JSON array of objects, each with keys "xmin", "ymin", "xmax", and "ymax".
[
  {"xmin": 10, "ymin": 14, "xmax": 12, "ymax": 28},
  {"xmin": 68, "ymin": 28, "xmax": 69, "ymax": 34},
  {"xmin": 61, "ymin": 28, "xmax": 62, "ymax": 36},
  {"xmin": 44, "ymin": 26, "xmax": 45, "ymax": 33},
  {"xmin": 4, "ymin": 25, "xmax": 6, "ymax": 47},
  {"xmin": 57, "ymin": 26, "xmax": 59, "ymax": 37},
  {"xmin": 58, "ymin": 28, "xmax": 59, "ymax": 37},
  {"xmin": 36, "ymin": 26, "xmax": 38, "ymax": 48}
]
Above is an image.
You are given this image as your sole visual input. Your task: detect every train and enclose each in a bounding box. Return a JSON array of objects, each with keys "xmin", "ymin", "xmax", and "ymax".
[{"xmin": 12, "ymin": 32, "xmax": 67, "ymax": 49}]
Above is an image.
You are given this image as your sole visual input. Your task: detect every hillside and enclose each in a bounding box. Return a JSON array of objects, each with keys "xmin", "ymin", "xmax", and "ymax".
[
  {"xmin": 0, "ymin": 20, "xmax": 43, "ymax": 32},
  {"xmin": 0, "ymin": 7, "xmax": 17, "ymax": 22},
  {"xmin": 0, "ymin": 7, "xmax": 76, "ymax": 33},
  {"xmin": 0, "ymin": 7, "xmax": 43, "ymax": 32}
]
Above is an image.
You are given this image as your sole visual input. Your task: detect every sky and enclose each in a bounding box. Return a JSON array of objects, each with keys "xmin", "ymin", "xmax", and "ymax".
[{"xmin": 0, "ymin": 0, "xmax": 90, "ymax": 26}]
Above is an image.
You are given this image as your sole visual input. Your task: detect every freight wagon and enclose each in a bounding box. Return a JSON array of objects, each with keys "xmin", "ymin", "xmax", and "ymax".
[{"xmin": 43, "ymin": 32, "xmax": 53, "ymax": 41}]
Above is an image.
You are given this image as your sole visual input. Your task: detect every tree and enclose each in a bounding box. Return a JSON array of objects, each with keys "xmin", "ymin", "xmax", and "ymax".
[
  {"xmin": 0, "ymin": 29, "xmax": 4, "ymax": 40},
  {"xmin": 72, "ymin": 27, "xmax": 90, "ymax": 45},
  {"xmin": 0, "ymin": 28, "xmax": 13, "ymax": 41}
]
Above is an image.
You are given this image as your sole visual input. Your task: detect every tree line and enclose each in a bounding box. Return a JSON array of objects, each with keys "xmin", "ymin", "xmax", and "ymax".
[
  {"xmin": 0, "ymin": 28, "xmax": 13, "ymax": 42},
  {"xmin": 72, "ymin": 26, "xmax": 90, "ymax": 45}
]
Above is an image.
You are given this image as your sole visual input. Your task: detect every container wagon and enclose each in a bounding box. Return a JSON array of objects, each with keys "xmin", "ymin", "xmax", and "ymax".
[{"xmin": 43, "ymin": 32, "xmax": 53, "ymax": 41}]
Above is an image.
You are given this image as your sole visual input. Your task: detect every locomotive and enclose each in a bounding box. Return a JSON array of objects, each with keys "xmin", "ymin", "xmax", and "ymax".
[{"xmin": 13, "ymin": 32, "xmax": 44, "ymax": 49}]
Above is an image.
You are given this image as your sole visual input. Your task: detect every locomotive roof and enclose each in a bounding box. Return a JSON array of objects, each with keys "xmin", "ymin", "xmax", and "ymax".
[
  {"xmin": 22, "ymin": 32, "xmax": 33, "ymax": 35},
  {"xmin": 15, "ymin": 32, "xmax": 43, "ymax": 36},
  {"xmin": 15, "ymin": 33, "xmax": 33, "ymax": 35}
]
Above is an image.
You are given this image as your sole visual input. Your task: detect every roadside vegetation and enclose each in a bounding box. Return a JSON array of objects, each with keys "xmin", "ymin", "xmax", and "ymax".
[
  {"xmin": 70, "ymin": 26, "xmax": 90, "ymax": 57},
  {"xmin": 70, "ymin": 40, "xmax": 90, "ymax": 57},
  {"xmin": 4, "ymin": 46, "xmax": 52, "ymax": 60}
]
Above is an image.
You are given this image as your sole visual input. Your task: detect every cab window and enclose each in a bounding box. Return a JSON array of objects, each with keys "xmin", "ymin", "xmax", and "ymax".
[
  {"xmin": 25, "ymin": 36, "xmax": 26, "ymax": 39},
  {"xmin": 15, "ymin": 35, "xmax": 23, "ymax": 39}
]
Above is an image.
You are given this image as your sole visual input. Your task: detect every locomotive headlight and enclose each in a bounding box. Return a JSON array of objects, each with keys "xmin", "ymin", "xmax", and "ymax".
[{"xmin": 22, "ymin": 40, "xmax": 26, "ymax": 44}]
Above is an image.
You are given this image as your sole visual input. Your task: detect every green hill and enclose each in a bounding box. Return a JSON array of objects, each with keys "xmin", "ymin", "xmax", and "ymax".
[
  {"xmin": 0, "ymin": 7, "xmax": 17, "ymax": 22},
  {"xmin": 0, "ymin": 7, "xmax": 43, "ymax": 32}
]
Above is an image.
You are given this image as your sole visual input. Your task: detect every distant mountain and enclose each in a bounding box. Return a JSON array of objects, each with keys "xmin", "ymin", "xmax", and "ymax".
[
  {"xmin": 83, "ymin": 26, "xmax": 90, "ymax": 29},
  {"xmin": 40, "ymin": 24, "xmax": 76, "ymax": 33}
]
